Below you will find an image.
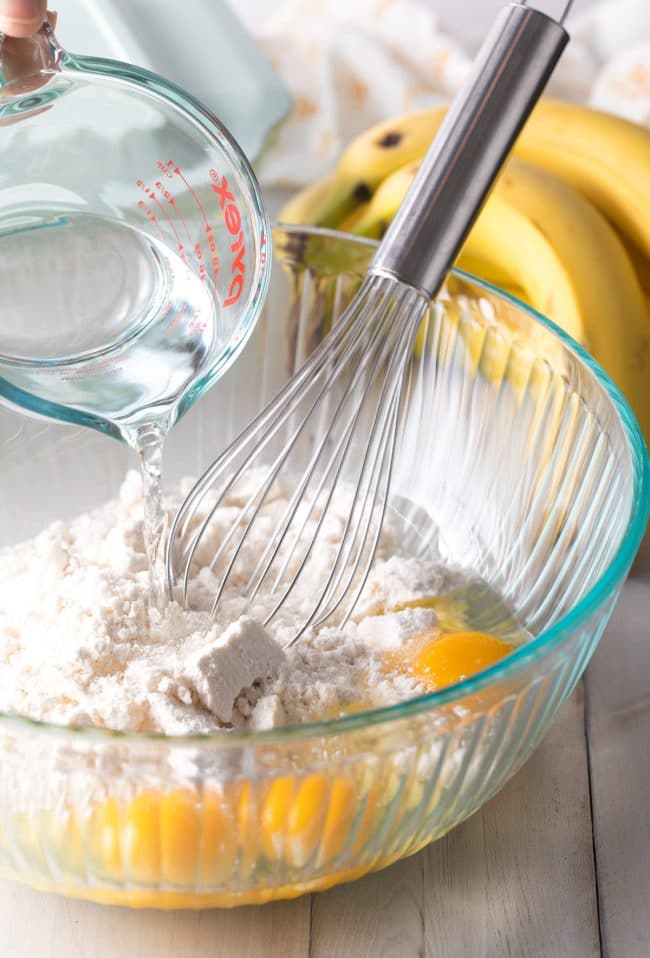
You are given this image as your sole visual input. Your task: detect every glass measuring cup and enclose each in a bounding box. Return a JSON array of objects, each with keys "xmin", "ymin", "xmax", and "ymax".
[
  {"xmin": 0, "ymin": 19, "xmax": 270, "ymax": 448},
  {"xmin": 0, "ymin": 18, "xmax": 271, "ymax": 607}
]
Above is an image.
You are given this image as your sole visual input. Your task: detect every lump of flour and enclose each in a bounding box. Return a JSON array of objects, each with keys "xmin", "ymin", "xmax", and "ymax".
[{"xmin": 174, "ymin": 616, "xmax": 285, "ymax": 724}]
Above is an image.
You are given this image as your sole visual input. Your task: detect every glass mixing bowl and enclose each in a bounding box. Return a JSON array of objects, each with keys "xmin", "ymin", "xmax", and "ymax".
[{"xmin": 0, "ymin": 227, "xmax": 647, "ymax": 909}]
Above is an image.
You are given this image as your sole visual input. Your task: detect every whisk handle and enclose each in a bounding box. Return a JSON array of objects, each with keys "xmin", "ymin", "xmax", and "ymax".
[{"xmin": 369, "ymin": 2, "xmax": 569, "ymax": 299}]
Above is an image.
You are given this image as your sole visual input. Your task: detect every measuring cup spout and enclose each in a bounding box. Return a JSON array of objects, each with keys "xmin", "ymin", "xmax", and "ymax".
[{"xmin": 0, "ymin": 20, "xmax": 62, "ymax": 102}]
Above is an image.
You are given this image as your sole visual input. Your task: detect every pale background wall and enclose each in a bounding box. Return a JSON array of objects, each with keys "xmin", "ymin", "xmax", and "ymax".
[{"xmin": 437, "ymin": 0, "xmax": 598, "ymax": 46}]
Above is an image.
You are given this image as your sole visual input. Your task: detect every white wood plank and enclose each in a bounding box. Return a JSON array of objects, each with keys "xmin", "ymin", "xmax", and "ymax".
[
  {"xmin": 0, "ymin": 882, "xmax": 311, "ymax": 958},
  {"xmin": 310, "ymin": 852, "xmax": 425, "ymax": 958},
  {"xmin": 310, "ymin": 688, "xmax": 600, "ymax": 958},
  {"xmin": 423, "ymin": 688, "xmax": 601, "ymax": 958},
  {"xmin": 584, "ymin": 558, "xmax": 650, "ymax": 958}
]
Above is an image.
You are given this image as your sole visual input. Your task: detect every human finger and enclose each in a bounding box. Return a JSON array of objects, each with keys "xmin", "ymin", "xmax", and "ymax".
[{"xmin": 0, "ymin": 0, "xmax": 47, "ymax": 38}]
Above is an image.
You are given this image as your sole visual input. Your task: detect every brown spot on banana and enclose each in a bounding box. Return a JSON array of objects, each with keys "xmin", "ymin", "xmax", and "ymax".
[
  {"xmin": 376, "ymin": 131, "xmax": 403, "ymax": 148},
  {"xmin": 353, "ymin": 183, "xmax": 372, "ymax": 203}
]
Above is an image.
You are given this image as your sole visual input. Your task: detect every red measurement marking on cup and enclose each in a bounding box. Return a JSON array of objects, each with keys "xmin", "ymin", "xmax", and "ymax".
[
  {"xmin": 137, "ymin": 161, "xmax": 249, "ymax": 312},
  {"xmin": 188, "ymin": 310, "xmax": 208, "ymax": 337},
  {"xmin": 165, "ymin": 301, "xmax": 188, "ymax": 335},
  {"xmin": 193, "ymin": 241, "xmax": 209, "ymax": 287},
  {"xmin": 155, "ymin": 161, "xmax": 192, "ymax": 243},
  {"xmin": 137, "ymin": 198, "xmax": 167, "ymax": 245},
  {"xmin": 155, "ymin": 179, "xmax": 191, "ymax": 245},
  {"xmin": 206, "ymin": 226, "xmax": 219, "ymax": 286},
  {"xmin": 51, "ymin": 349, "xmax": 125, "ymax": 383},
  {"xmin": 136, "ymin": 180, "xmax": 184, "ymax": 254},
  {"xmin": 169, "ymin": 161, "xmax": 221, "ymax": 306},
  {"xmin": 151, "ymin": 191, "xmax": 183, "ymax": 252},
  {"xmin": 171, "ymin": 163, "xmax": 211, "ymax": 232}
]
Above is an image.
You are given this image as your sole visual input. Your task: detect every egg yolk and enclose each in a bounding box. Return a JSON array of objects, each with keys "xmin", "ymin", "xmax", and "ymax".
[{"xmin": 411, "ymin": 631, "xmax": 513, "ymax": 690}]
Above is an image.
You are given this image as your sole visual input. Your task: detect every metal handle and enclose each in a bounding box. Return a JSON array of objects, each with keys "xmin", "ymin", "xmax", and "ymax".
[{"xmin": 369, "ymin": 2, "xmax": 569, "ymax": 297}]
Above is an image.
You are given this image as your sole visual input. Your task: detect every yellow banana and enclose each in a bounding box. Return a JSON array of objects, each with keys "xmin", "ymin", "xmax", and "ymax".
[
  {"xmin": 352, "ymin": 161, "xmax": 420, "ymax": 239},
  {"xmin": 463, "ymin": 187, "xmax": 587, "ymax": 344},
  {"xmin": 338, "ymin": 203, "xmax": 371, "ymax": 233},
  {"xmin": 515, "ymin": 100, "xmax": 650, "ymax": 260},
  {"xmin": 620, "ymin": 238, "xmax": 650, "ymax": 297},
  {"xmin": 277, "ymin": 173, "xmax": 339, "ymax": 227},
  {"xmin": 453, "ymin": 254, "xmax": 529, "ymax": 304},
  {"xmin": 279, "ymin": 100, "xmax": 650, "ymax": 261},
  {"xmin": 473, "ymin": 161, "xmax": 650, "ymax": 441},
  {"xmin": 279, "ymin": 109, "xmax": 447, "ymax": 228}
]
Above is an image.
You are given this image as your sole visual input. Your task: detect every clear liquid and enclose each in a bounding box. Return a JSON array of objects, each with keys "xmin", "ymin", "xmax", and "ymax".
[
  {"xmin": 0, "ymin": 212, "xmax": 219, "ymax": 441},
  {"xmin": 137, "ymin": 429, "xmax": 168, "ymax": 615},
  {"xmin": 0, "ymin": 211, "xmax": 221, "ymax": 612}
]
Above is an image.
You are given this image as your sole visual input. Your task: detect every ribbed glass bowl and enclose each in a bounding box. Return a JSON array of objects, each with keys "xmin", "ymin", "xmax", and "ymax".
[{"xmin": 0, "ymin": 226, "xmax": 647, "ymax": 909}]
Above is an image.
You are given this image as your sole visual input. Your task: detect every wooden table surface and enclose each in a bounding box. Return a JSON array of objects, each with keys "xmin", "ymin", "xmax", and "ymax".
[{"xmin": 1, "ymin": 548, "xmax": 647, "ymax": 958}]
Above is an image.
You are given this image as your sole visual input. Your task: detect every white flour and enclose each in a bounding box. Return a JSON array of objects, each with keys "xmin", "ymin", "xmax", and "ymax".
[{"xmin": 0, "ymin": 471, "xmax": 464, "ymax": 734}]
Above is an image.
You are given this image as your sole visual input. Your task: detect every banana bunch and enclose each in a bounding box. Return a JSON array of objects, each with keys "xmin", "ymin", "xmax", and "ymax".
[{"xmin": 280, "ymin": 100, "xmax": 650, "ymax": 443}]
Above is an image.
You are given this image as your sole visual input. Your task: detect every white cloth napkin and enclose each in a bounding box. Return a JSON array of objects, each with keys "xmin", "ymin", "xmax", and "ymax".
[{"xmin": 231, "ymin": 0, "xmax": 650, "ymax": 187}]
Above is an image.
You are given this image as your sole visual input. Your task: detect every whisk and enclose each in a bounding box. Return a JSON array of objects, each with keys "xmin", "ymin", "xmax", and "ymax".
[{"xmin": 167, "ymin": 1, "xmax": 572, "ymax": 643}]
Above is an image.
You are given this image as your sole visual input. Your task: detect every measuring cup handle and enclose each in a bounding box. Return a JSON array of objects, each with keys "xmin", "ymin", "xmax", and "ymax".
[{"xmin": 0, "ymin": 19, "xmax": 62, "ymax": 98}]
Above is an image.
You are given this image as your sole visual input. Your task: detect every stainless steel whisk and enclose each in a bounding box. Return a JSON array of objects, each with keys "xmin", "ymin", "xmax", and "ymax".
[{"xmin": 167, "ymin": 1, "xmax": 572, "ymax": 643}]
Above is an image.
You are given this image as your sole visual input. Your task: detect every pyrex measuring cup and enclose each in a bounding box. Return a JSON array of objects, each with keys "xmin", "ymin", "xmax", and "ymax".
[{"xmin": 0, "ymin": 19, "xmax": 270, "ymax": 447}]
